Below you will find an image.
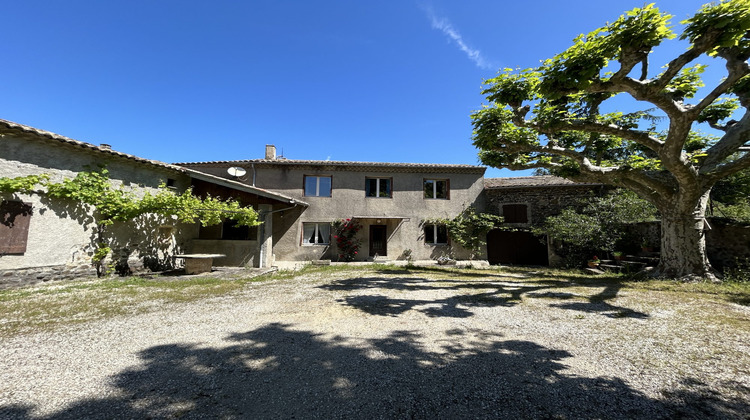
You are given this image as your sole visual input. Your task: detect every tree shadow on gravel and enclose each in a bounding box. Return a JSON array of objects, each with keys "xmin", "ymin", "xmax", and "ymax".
[
  {"xmin": 321, "ymin": 272, "xmax": 648, "ymax": 319},
  {"xmin": 3, "ymin": 323, "xmax": 740, "ymax": 419}
]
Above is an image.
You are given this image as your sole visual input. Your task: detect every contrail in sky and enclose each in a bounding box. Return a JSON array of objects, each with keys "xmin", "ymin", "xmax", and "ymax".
[{"xmin": 423, "ymin": 6, "xmax": 493, "ymax": 69}]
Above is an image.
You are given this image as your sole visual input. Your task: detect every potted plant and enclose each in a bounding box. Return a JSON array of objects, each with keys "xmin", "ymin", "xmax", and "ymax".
[
  {"xmin": 613, "ymin": 251, "xmax": 624, "ymax": 261},
  {"xmin": 587, "ymin": 256, "xmax": 601, "ymax": 268}
]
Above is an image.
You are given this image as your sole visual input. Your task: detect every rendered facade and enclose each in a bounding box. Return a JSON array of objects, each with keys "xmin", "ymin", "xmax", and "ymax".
[
  {"xmin": 179, "ymin": 145, "xmax": 487, "ymax": 263},
  {"xmin": 1, "ymin": 118, "xmax": 609, "ymax": 286}
]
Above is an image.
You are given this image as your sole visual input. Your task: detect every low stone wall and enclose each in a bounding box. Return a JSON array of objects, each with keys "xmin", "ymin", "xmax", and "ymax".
[
  {"xmin": 706, "ymin": 219, "xmax": 750, "ymax": 270},
  {"xmin": 0, "ymin": 264, "xmax": 97, "ymax": 289},
  {"xmin": 629, "ymin": 219, "xmax": 750, "ymax": 271}
]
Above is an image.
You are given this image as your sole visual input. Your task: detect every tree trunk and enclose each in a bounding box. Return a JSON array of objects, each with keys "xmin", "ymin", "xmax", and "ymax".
[{"xmin": 656, "ymin": 192, "xmax": 717, "ymax": 281}]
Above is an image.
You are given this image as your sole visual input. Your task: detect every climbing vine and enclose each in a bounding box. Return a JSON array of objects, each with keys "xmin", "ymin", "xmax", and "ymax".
[
  {"xmin": 425, "ymin": 207, "xmax": 503, "ymax": 259},
  {"xmin": 0, "ymin": 168, "xmax": 260, "ymax": 275},
  {"xmin": 0, "ymin": 174, "xmax": 50, "ymax": 194}
]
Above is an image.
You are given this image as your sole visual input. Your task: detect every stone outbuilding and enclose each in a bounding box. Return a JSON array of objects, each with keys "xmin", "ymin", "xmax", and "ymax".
[{"xmin": 0, "ymin": 119, "xmax": 304, "ymax": 286}]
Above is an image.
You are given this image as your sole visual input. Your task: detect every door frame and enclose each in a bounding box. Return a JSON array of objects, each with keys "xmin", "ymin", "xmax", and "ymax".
[{"xmin": 369, "ymin": 225, "xmax": 387, "ymax": 257}]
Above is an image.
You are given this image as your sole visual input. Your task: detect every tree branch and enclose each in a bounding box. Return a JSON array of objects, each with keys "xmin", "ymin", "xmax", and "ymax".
[
  {"xmin": 702, "ymin": 111, "xmax": 750, "ymax": 171},
  {"xmin": 703, "ymin": 151, "xmax": 750, "ymax": 184},
  {"xmin": 493, "ymin": 140, "xmax": 674, "ymax": 198},
  {"xmin": 688, "ymin": 52, "xmax": 750, "ymax": 118},
  {"xmin": 518, "ymin": 116, "xmax": 664, "ymax": 152}
]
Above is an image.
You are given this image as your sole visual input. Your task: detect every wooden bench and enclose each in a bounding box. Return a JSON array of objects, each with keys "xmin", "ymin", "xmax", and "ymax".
[{"xmin": 174, "ymin": 254, "xmax": 226, "ymax": 274}]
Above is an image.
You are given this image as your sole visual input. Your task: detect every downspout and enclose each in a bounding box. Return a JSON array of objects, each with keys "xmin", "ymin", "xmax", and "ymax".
[{"xmin": 251, "ymin": 163, "xmax": 256, "ymax": 187}]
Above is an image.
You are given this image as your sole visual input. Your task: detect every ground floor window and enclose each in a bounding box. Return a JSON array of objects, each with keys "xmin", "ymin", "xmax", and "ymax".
[
  {"xmin": 424, "ymin": 223, "xmax": 448, "ymax": 245},
  {"xmin": 303, "ymin": 222, "xmax": 330, "ymax": 245}
]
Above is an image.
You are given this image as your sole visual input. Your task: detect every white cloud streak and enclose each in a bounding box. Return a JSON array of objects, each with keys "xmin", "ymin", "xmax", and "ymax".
[{"xmin": 424, "ymin": 6, "xmax": 493, "ymax": 70}]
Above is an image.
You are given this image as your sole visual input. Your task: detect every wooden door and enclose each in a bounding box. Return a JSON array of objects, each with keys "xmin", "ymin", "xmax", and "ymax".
[{"xmin": 486, "ymin": 230, "xmax": 548, "ymax": 266}]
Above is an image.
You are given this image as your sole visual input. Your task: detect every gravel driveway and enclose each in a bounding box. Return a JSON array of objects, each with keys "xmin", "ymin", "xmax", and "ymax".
[{"xmin": 1, "ymin": 266, "xmax": 748, "ymax": 419}]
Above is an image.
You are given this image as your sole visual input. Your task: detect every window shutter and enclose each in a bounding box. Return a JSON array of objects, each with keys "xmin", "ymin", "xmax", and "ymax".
[
  {"xmin": 0, "ymin": 201, "xmax": 33, "ymax": 254},
  {"xmin": 503, "ymin": 204, "xmax": 528, "ymax": 223}
]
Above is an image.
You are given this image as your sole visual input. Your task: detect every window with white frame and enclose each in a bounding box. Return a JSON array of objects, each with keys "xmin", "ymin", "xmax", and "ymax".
[
  {"xmin": 424, "ymin": 223, "xmax": 448, "ymax": 245},
  {"xmin": 423, "ymin": 179, "xmax": 449, "ymax": 199},
  {"xmin": 302, "ymin": 222, "xmax": 330, "ymax": 245},
  {"xmin": 304, "ymin": 175, "xmax": 332, "ymax": 197},
  {"xmin": 365, "ymin": 177, "xmax": 392, "ymax": 198}
]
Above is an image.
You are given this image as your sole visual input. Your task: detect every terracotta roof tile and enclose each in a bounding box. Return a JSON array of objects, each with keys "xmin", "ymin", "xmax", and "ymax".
[
  {"xmin": 484, "ymin": 176, "xmax": 601, "ymax": 189},
  {"xmin": 177, "ymin": 158, "xmax": 486, "ymax": 173},
  {"xmin": 0, "ymin": 118, "xmax": 303, "ymax": 205}
]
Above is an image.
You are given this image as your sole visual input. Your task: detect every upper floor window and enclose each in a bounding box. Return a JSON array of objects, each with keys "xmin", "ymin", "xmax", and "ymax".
[
  {"xmin": 424, "ymin": 179, "xmax": 449, "ymax": 199},
  {"xmin": 502, "ymin": 204, "xmax": 528, "ymax": 223},
  {"xmin": 424, "ymin": 223, "xmax": 448, "ymax": 245},
  {"xmin": 302, "ymin": 222, "xmax": 330, "ymax": 245},
  {"xmin": 304, "ymin": 175, "xmax": 332, "ymax": 197},
  {"xmin": 366, "ymin": 178, "xmax": 392, "ymax": 198}
]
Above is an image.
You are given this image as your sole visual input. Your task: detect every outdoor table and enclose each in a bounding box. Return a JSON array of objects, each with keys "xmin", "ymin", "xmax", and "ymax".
[{"xmin": 174, "ymin": 254, "xmax": 226, "ymax": 274}]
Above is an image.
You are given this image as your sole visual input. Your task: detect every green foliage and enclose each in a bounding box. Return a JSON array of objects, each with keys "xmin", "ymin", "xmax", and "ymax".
[
  {"xmin": 332, "ymin": 219, "xmax": 362, "ymax": 261},
  {"xmin": 712, "ymin": 202, "xmax": 750, "ymax": 223},
  {"xmin": 722, "ymin": 258, "xmax": 750, "ymax": 282},
  {"xmin": 0, "ymin": 174, "xmax": 49, "ymax": 194},
  {"xmin": 680, "ymin": 0, "xmax": 750, "ymax": 56},
  {"xmin": 697, "ymin": 98, "xmax": 740, "ymax": 125},
  {"xmin": 40, "ymin": 168, "xmax": 260, "ymax": 227},
  {"xmin": 428, "ymin": 207, "xmax": 503, "ymax": 259},
  {"xmin": 711, "ymin": 166, "xmax": 750, "ymax": 206},
  {"xmin": 535, "ymin": 191, "xmax": 657, "ymax": 264},
  {"xmin": 663, "ymin": 64, "xmax": 706, "ymax": 99},
  {"xmin": 471, "ymin": 0, "xmax": 750, "ymax": 279},
  {"xmin": 537, "ymin": 4, "xmax": 673, "ymax": 98},
  {"xmin": 0, "ymin": 168, "xmax": 260, "ymax": 274}
]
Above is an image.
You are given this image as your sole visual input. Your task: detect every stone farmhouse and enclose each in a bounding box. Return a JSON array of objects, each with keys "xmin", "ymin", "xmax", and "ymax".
[{"xmin": 1, "ymin": 119, "xmax": 601, "ymax": 284}]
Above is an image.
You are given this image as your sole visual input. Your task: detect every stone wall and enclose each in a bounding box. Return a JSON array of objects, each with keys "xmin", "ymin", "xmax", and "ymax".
[
  {"xmin": 707, "ymin": 220, "xmax": 750, "ymax": 270},
  {"xmin": 484, "ymin": 185, "xmax": 607, "ymax": 226},
  {"xmin": 0, "ymin": 264, "xmax": 97, "ymax": 289},
  {"xmin": 0, "ymin": 129, "xmax": 198, "ymax": 287},
  {"xmin": 631, "ymin": 220, "xmax": 750, "ymax": 271}
]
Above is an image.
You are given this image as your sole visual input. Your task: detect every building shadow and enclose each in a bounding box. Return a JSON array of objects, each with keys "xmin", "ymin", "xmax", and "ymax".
[{"xmin": 3, "ymin": 323, "xmax": 737, "ymax": 419}]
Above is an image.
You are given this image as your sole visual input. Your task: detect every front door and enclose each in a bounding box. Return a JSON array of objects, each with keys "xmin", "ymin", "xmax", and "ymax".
[{"xmin": 369, "ymin": 225, "xmax": 387, "ymax": 257}]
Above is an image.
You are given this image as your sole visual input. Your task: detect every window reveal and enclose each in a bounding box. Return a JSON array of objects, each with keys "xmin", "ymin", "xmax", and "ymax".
[
  {"xmin": 424, "ymin": 223, "xmax": 448, "ymax": 244},
  {"xmin": 304, "ymin": 176, "xmax": 332, "ymax": 197},
  {"xmin": 303, "ymin": 223, "xmax": 331, "ymax": 245},
  {"xmin": 423, "ymin": 179, "xmax": 449, "ymax": 199},
  {"xmin": 365, "ymin": 178, "xmax": 392, "ymax": 198}
]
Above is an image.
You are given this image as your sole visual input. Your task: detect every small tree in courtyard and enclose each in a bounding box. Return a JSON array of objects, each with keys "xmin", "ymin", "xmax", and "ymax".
[
  {"xmin": 472, "ymin": 1, "xmax": 750, "ymax": 280},
  {"xmin": 534, "ymin": 190, "xmax": 657, "ymax": 267}
]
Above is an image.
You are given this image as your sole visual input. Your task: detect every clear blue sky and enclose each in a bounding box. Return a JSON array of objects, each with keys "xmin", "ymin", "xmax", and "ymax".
[{"xmin": 1, "ymin": 0, "xmax": 715, "ymax": 178}]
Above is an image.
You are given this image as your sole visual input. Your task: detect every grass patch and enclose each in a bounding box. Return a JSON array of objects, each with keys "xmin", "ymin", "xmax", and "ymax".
[
  {"xmin": 2, "ymin": 264, "xmax": 748, "ymax": 338},
  {"xmin": 0, "ymin": 273, "xmax": 272, "ymax": 338}
]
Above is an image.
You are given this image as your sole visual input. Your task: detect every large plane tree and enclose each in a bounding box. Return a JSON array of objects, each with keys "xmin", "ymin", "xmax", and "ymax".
[{"xmin": 472, "ymin": 0, "xmax": 750, "ymax": 280}]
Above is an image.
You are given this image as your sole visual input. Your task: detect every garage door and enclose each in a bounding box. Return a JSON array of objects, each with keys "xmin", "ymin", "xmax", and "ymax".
[{"xmin": 486, "ymin": 230, "xmax": 548, "ymax": 266}]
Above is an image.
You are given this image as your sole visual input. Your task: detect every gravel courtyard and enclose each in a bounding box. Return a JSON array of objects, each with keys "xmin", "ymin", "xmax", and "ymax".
[{"xmin": 0, "ymin": 266, "xmax": 748, "ymax": 419}]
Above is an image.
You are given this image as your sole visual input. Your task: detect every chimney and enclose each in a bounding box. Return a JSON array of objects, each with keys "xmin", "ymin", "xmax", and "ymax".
[{"xmin": 265, "ymin": 144, "xmax": 276, "ymax": 160}]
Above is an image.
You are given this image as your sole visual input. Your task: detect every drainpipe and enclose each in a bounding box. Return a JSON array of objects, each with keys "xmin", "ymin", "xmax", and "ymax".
[{"xmin": 251, "ymin": 163, "xmax": 256, "ymax": 187}]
